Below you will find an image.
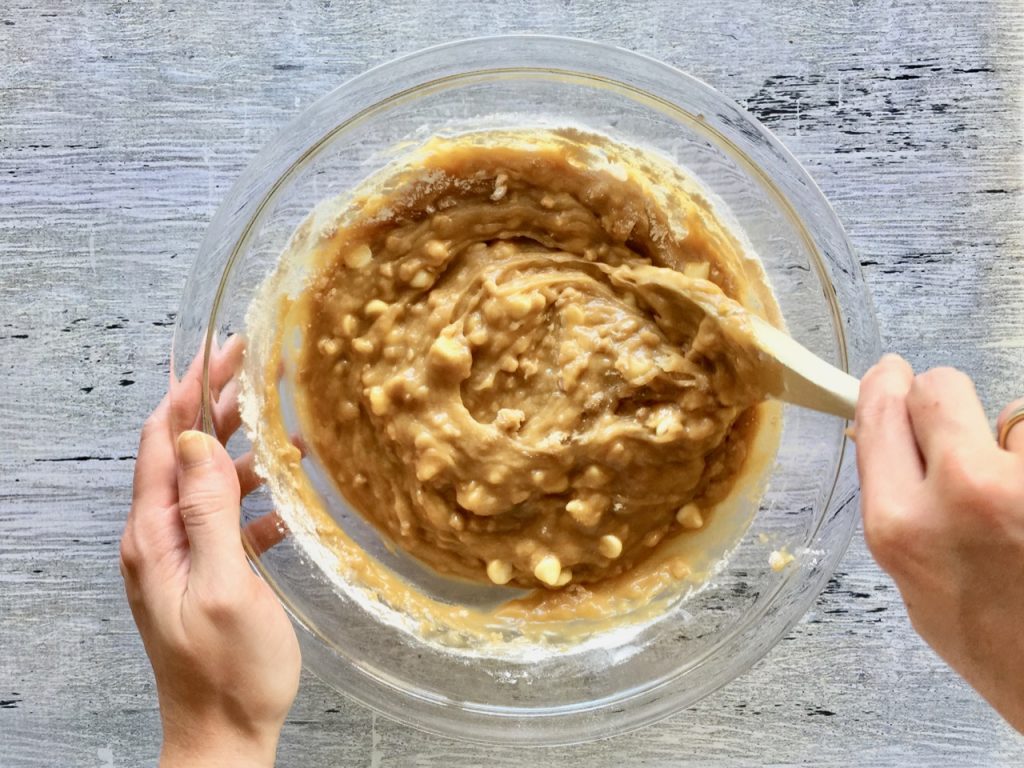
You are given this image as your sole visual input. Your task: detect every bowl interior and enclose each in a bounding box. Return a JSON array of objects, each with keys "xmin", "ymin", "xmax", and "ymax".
[{"xmin": 173, "ymin": 36, "xmax": 878, "ymax": 746}]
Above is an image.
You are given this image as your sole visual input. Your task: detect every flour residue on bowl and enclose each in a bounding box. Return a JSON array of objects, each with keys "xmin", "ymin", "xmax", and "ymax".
[{"xmin": 239, "ymin": 128, "xmax": 783, "ymax": 657}]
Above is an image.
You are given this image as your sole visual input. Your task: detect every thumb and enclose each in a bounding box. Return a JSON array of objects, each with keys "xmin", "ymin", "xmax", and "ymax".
[{"xmin": 176, "ymin": 430, "xmax": 246, "ymax": 580}]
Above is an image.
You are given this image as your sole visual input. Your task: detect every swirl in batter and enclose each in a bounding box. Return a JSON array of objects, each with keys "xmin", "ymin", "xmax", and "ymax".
[{"xmin": 289, "ymin": 131, "xmax": 778, "ymax": 591}]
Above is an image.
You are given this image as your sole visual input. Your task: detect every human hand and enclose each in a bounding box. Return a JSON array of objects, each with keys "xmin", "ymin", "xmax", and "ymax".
[
  {"xmin": 119, "ymin": 337, "xmax": 301, "ymax": 767},
  {"xmin": 855, "ymin": 354, "xmax": 1024, "ymax": 732}
]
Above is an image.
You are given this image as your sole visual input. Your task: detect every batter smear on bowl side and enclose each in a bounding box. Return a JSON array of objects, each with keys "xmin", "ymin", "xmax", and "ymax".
[{"xmin": 279, "ymin": 130, "xmax": 783, "ymax": 592}]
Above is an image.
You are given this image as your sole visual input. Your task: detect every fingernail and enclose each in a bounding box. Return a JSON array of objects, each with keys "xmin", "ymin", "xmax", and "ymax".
[
  {"xmin": 178, "ymin": 430, "xmax": 212, "ymax": 467},
  {"xmin": 880, "ymin": 353, "xmax": 902, "ymax": 364}
]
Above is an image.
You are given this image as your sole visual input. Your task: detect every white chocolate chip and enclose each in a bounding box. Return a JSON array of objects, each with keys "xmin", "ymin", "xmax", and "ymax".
[
  {"xmin": 482, "ymin": 299, "xmax": 505, "ymax": 323},
  {"xmin": 619, "ymin": 354, "xmax": 654, "ymax": 382},
  {"xmin": 490, "ymin": 172, "xmax": 508, "ymax": 201},
  {"xmin": 654, "ymin": 410, "xmax": 680, "ymax": 436},
  {"xmin": 344, "ymin": 244, "xmax": 372, "ymax": 269},
  {"xmin": 531, "ymin": 469, "xmax": 569, "ymax": 493},
  {"xmin": 423, "ymin": 239, "xmax": 449, "ymax": 264},
  {"xmin": 352, "ymin": 337, "xmax": 374, "ymax": 355},
  {"xmin": 676, "ymin": 503, "xmax": 703, "ymax": 530},
  {"xmin": 533, "ymin": 554, "xmax": 562, "ymax": 586},
  {"xmin": 503, "ymin": 293, "xmax": 534, "ymax": 320},
  {"xmin": 486, "ymin": 559, "xmax": 513, "ymax": 585},
  {"xmin": 364, "ymin": 299, "xmax": 389, "ymax": 317},
  {"xmin": 562, "ymin": 304, "xmax": 584, "ymax": 325},
  {"xmin": 317, "ymin": 336, "xmax": 340, "ymax": 356},
  {"xmin": 598, "ymin": 534, "xmax": 623, "ymax": 559},
  {"xmin": 566, "ymin": 498, "xmax": 603, "ymax": 527},
  {"xmin": 428, "ymin": 335, "xmax": 473, "ymax": 379},
  {"xmin": 669, "ymin": 557, "xmax": 691, "ymax": 579},
  {"xmin": 565, "ymin": 499, "xmax": 586, "ymax": 521},
  {"xmin": 415, "ymin": 453, "xmax": 445, "ymax": 482},
  {"xmin": 409, "ymin": 269, "xmax": 432, "ymax": 288},
  {"xmin": 639, "ymin": 329, "xmax": 661, "ymax": 347},
  {"xmin": 367, "ymin": 386, "xmax": 390, "ymax": 415},
  {"xmin": 580, "ymin": 465, "xmax": 610, "ymax": 487}
]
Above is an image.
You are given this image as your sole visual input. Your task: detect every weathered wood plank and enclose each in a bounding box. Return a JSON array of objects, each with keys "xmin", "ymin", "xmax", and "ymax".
[{"xmin": 1, "ymin": 0, "xmax": 1022, "ymax": 765}]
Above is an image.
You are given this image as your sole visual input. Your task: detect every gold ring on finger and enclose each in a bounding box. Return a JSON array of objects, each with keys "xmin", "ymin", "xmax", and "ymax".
[{"xmin": 997, "ymin": 404, "xmax": 1024, "ymax": 450}]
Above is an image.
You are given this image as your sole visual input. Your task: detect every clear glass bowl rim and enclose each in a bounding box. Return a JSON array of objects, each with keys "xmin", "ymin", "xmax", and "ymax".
[{"xmin": 184, "ymin": 34, "xmax": 881, "ymax": 746}]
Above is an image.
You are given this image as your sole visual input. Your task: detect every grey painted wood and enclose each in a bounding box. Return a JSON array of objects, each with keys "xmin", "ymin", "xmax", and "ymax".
[{"xmin": 2, "ymin": 1, "xmax": 1022, "ymax": 765}]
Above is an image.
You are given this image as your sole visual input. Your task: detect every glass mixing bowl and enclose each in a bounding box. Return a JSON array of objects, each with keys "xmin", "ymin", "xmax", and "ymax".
[{"xmin": 172, "ymin": 36, "xmax": 880, "ymax": 746}]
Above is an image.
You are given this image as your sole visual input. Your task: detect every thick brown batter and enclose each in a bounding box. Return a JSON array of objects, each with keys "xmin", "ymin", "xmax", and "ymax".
[{"xmin": 290, "ymin": 132, "xmax": 776, "ymax": 590}]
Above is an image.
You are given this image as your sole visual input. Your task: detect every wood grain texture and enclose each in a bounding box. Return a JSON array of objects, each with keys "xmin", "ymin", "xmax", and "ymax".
[{"xmin": 1, "ymin": 0, "xmax": 1022, "ymax": 765}]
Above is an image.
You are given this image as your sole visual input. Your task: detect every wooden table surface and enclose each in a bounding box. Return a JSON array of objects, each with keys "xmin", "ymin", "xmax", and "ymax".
[{"xmin": 2, "ymin": 1, "xmax": 1022, "ymax": 765}]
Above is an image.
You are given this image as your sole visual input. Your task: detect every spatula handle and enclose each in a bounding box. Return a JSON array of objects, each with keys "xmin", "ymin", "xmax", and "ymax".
[{"xmin": 752, "ymin": 318, "xmax": 859, "ymax": 421}]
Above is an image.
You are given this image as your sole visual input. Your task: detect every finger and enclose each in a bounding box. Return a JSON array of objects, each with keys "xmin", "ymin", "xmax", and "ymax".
[
  {"xmin": 997, "ymin": 397, "xmax": 1024, "ymax": 456},
  {"xmin": 131, "ymin": 395, "xmax": 178, "ymax": 512},
  {"xmin": 170, "ymin": 350, "xmax": 206, "ymax": 436},
  {"xmin": 235, "ymin": 435, "xmax": 306, "ymax": 498},
  {"xmin": 209, "ymin": 333, "xmax": 245, "ymax": 395},
  {"xmin": 169, "ymin": 333, "xmax": 246, "ymax": 438},
  {"xmin": 242, "ymin": 511, "xmax": 289, "ymax": 557},
  {"xmin": 234, "ymin": 450, "xmax": 264, "ymax": 498},
  {"xmin": 906, "ymin": 367, "xmax": 994, "ymax": 468},
  {"xmin": 213, "ymin": 377, "xmax": 242, "ymax": 444},
  {"xmin": 121, "ymin": 501, "xmax": 191, "ymax": 603},
  {"xmin": 855, "ymin": 354, "xmax": 925, "ymax": 508},
  {"xmin": 176, "ymin": 430, "xmax": 246, "ymax": 583},
  {"xmin": 126, "ymin": 396, "xmax": 191, "ymax": 591}
]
